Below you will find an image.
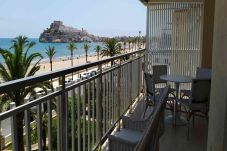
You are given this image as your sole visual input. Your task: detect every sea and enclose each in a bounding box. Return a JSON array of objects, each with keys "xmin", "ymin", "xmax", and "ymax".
[{"xmin": 0, "ymin": 38, "xmax": 103, "ymax": 63}]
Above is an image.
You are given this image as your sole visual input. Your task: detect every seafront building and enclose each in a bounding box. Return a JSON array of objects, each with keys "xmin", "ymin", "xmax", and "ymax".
[{"xmin": 0, "ymin": 0, "xmax": 226, "ymax": 151}]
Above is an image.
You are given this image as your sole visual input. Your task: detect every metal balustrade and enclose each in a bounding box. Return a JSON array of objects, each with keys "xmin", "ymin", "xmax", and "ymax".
[{"xmin": 0, "ymin": 49, "xmax": 145, "ymax": 151}]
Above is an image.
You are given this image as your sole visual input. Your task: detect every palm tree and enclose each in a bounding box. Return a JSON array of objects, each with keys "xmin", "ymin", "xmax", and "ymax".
[
  {"xmin": 95, "ymin": 45, "xmax": 101, "ymax": 60},
  {"xmin": 0, "ymin": 36, "xmax": 50, "ymax": 151},
  {"xmin": 133, "ymin": 38, "xmax": 137, "ymax": 51},
  {"xmin": 67, "ymin": 42, "xmax": 77, "ymax": 67},
  {"xmin": 45, "ymin": 46, "xmax": 56, "ymax": 72},
  {"xmin": 101, "ymin": 38, "xmax": 121, "ymax": 66},
  {"xmin": 128, "ymin": 40, "xmax": 131, "ymax": 52},
  {"xmin": 123, "ymin": 41, "xmax": 127, "ymax": 53},
  {"xmin": 142, "ymin": 37, "xmax": 146, "ymax": 48},
  {"xmin": 117, "ymin": 43, "xmax": 122, "ymax": 52},
  {"xmin": 83, "ymin": 43, "xmax": 90, "ymax": 63}
]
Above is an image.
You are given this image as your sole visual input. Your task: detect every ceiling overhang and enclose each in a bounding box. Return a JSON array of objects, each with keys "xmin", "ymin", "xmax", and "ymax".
[{"xmin": 139, "ymin": 0, "xmax": 148, "ymax": 5}]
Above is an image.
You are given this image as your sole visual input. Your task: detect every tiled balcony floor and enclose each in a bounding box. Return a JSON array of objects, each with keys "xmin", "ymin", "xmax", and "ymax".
[{"xmin": 160, "ymin": 110, "xmax": 208, "ymax": 151}]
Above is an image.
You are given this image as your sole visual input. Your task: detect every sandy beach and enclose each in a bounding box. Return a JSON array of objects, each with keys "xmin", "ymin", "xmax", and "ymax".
[
  {"xmin": 37, "ymin": 54, "xmax": 101, "ymax": 74},
  {"xmin": 36, "ymin": 46, "xmax": 143, "ymax": 75}
]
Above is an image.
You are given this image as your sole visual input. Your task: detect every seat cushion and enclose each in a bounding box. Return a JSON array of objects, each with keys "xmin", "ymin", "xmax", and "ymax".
[{"xmin": 113, "ymin": 128, "xmax": 143, "ymax": 144}]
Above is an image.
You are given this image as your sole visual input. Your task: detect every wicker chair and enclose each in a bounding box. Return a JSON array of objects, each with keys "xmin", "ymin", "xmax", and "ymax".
[
  {"xmin": 178, "ymin": 79, "xmax": 211, "ymax": 140},
  {"xmin": 135, "ymin": 87, "xmax": 168, "ymax": 151},
  {"xmin": 108, "ymin": 86, "xmax": 169, "ymax": 151}
]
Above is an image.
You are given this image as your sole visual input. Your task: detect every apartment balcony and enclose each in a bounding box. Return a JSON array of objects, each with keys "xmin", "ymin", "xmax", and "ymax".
[
  {"xmin": 1, "ymin": 0, "xmax": 226, "ymax": 150},
  {"xmin": 0, "ymin": 48, "xmax": 210, "ymax": 151}
]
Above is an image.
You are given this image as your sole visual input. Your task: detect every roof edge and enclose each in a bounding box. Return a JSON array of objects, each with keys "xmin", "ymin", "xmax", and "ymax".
[{"xmin": 139, "ymin": 0, "xmax": 148, "ymax": 6}]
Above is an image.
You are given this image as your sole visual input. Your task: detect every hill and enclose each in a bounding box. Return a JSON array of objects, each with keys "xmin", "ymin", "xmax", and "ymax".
[{"xmin": 39, "ymin": 21, "xmax": 102, "ymax": 43}]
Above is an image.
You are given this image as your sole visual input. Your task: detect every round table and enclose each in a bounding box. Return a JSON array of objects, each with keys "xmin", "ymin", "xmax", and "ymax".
[{"xmin": 160, "ymin": 75, "xmax": 192, "ymax": 126}]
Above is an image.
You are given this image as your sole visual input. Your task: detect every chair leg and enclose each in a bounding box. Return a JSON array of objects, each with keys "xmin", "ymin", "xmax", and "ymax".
[
  {"xmin": 192, "ymin": 114, "xmax": 195, "ymax": 128},
  {"xmin": 156, "ymin": 139, "xmax": 159, "ymax": 151},
  {"xmin": 187, "ymin": 112, "xmax": 192, "ymax": 140},
  {"xmin": 171, "ymin": 100, "xmax": 174, "ymax": 127},
  {"xmin": 187, "ymin": 118, "xmax": 190, "ymax": 140},
  {"xmin": 143, "ymin": 104, "xmax": 149, "ymax": 118},
  {"xmin": 143, "ymin": 97, "xmax": 149, "ymax": 118}
]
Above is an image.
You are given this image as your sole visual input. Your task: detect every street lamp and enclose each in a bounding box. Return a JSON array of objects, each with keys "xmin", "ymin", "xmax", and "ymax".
[{"xmin": 139, "ymin": 31, "xmax": 142, "ymax": 49}]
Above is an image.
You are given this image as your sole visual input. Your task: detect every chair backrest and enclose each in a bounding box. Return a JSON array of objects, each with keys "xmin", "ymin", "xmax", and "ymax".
[
  {"xmin": 153, "ymin": 65, "xmax": 168, "ymax": 84},
  {"xmin": 135, "ymin": 86, "xmax": 169, "ymax": 151},
  {"xmin": 144, "ymin": 72, "xmax": 154, "ymax": 96},
  {"xmin": 191, "ymin": 78, "xmax": 211, "ymax": 103},
  {"xmin": 196, "ymin": 67, "xmax": 212, "ymax": 79}
]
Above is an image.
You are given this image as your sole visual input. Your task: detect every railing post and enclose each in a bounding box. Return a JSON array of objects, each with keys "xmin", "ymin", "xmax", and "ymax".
[
  {"xmin": 138, "ymin": 57, "xmax": 141, "ymax": 94},
  {"xmin": 10, "ymin": 102, "xmax": 18, "ymax": 151},
  {"xmin": 37, "ymin": 102, "xmax": 43, "ymax": 151},
  {"xmin": 56, "ymin": 86, "xmax": 61, "ymax": 151},
  {"xmin": 117, "ymin": 60, "xmax": 122, "ymax": 130},
  {"xmin": 60, "ymin": 75, "xmax": 67, "ymax": 151},
  {"xmin": 57, "ymin": 75, "xmax": 67, "ymax": 151},
  {"xmin": 129, "ymin": 60, "xmax": 133, "ymax": 114},
  {"xmin": 71, "ymin": 83, "xmax": 76, "ymax": 151},
  {"xmin": 96, "ymin": 64, "xmax": 102, "ymax": 143},
  {"xmin": 24, "ymin": 98, "xmax": 31, "ymax": 151},
  {"xmin": 142, "ymin": 55, "xmax": 145, "ymax": 93},
  {"xmin": 47, "ymin": 89, "xmax": 52, "ymax": 151}
]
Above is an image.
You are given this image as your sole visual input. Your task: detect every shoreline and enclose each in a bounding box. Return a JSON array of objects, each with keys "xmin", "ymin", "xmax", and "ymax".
[
  {"xmin": 35, "ymin": 46, "xmax": 144, "ymax": 75},
  {"xmin": 37, "ymin": 52, "xmax": 100, "ymax": 74}
]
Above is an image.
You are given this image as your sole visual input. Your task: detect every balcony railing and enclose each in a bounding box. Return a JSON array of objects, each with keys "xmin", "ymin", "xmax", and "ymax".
[{"xmin": 0, "ymin": 49, "xmax": 145, "ymax": 151}]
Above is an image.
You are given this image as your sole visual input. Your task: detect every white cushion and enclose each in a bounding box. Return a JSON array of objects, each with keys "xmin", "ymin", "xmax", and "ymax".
[{"xmin": 113, "ymin": 128, "xmax": 143, "ymax": 144}]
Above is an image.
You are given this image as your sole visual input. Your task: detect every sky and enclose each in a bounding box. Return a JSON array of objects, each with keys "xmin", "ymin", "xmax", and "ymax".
[{"xmin": 0, "ymin": 0, "xmax": 146, "ymax": 38}]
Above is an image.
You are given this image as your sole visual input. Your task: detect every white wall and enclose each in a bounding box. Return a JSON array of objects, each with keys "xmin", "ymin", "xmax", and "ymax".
[{"xmin": 207, "ymin": 0, "xmax": 227, "ymax": 150}]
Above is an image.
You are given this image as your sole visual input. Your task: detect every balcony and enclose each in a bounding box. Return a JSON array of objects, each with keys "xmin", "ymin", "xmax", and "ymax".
[
  {"xmin": 0, "ymin": 0, "xmax": 226, "ymax": 150},
  {"xmin": 0, "ymin": 47, "xmax": 210, "ymax": 151}
]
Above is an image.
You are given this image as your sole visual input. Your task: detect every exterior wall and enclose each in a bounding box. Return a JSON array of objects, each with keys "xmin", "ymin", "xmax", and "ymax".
[
  {"xmin": 207, "ymin": 0, "xmax": 227, "ymax": 150},
  {"xmin": 201, "ymin": 0, "xmax": 215, "ymax": 69}
]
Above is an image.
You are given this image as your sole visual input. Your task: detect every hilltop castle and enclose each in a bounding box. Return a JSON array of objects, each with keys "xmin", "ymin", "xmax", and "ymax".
[{"xmin": 39, "ymin": 21, "xmax": 101, "ymax": 43}]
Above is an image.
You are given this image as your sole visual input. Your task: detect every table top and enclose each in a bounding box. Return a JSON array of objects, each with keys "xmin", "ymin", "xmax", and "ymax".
[{"xmin": 160, "ymin": 75, "xmax": 192, "ymax": 83}]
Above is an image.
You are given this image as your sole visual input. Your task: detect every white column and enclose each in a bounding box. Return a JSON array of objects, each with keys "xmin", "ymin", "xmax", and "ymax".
[{"xmin": 207, "ymin": 0, "xmax": 227, "ymax": 150}]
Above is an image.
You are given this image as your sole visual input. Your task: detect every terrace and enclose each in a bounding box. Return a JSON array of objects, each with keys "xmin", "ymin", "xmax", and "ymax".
[{"xmin": 0, "ymin": 0, "xmax": 226, "ymax": 151}]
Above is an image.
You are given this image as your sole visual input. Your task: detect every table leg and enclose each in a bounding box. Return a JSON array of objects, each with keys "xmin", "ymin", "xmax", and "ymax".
[
  {"xmin": 174, "ymin": 82, "xmax": 179, "ymax": 127},
  {"xmin": 174, "ymin": 82, "xmax": 187, "ymax": 126}
]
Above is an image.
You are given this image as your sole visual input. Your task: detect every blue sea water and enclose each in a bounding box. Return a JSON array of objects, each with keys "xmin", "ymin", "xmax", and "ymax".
[{"xmin": 0, "ymin": 38, "xmax": 103, "ymax": 62}]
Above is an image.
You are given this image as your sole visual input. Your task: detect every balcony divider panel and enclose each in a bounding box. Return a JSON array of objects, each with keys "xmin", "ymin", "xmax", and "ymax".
[{"xmin": 146, "ymin": 1, "xmax": 204, "ymax": 85}]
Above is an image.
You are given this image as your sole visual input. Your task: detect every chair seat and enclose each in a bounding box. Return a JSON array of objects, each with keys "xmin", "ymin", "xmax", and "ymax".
[{"xmin": 112, "ymin": 128, "xmax": 143, "ymax": 144}]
